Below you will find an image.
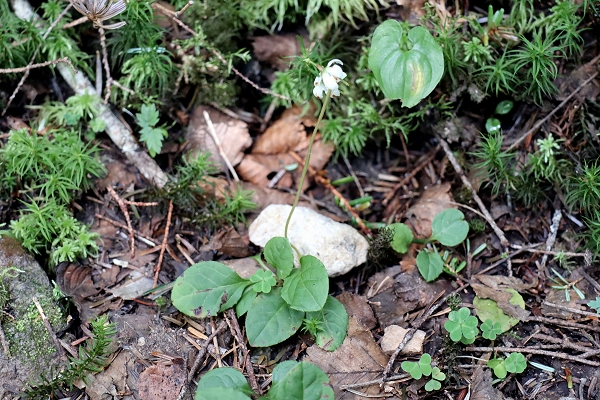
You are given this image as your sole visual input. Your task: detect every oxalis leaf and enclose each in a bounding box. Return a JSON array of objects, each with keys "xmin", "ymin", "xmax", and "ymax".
[
  {"xmin": 171, "ymin": 261, "xmax": 251, "ymax": 318},
  {"xmin": 416, "ymin": 250, "xmax": 444, "ymax": 282},
  {"xmin": 281, "ymin": 255, "xmax": 328, "ymax": 312},
  {"xmin": 246, "ymin": 287, "xmax": 304, "ymax": 347},
  {"xmin": 305, "ymin": 296, "xmax": 349, "ymax": 351},
  {"xmin": 266, "ymin": 360, "xmax": 335, "ymax": 400},
  {"xmin": 389, "ymin": 223, "xmax": 414, "ymax": 254},
  {"xmin": 369, "ymin": 21, "xmax": 444, "ymax": 108},
  {"xmin": 264, "ymin": 237, "xmax": 294, "ymax": 279},
  {"xmin": 430, "ymin": 209, "xmax": 469, "ymax": 247}
]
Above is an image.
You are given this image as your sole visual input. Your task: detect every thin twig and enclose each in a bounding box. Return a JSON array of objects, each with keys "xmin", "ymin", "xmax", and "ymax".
[
  {"xmin": 382, "ymin": 146, "xmax": 440, "ymax": 205},
  {"xmin": 32, "ymin": 297, "xmax": 66, "ymax": 361},
  {"xmin": 436, "ymin": 135, "xmax": 509, "ymax": 247},
  {"xmin": 150, "ymin": 2, "xmax": 291, "ymax": 102},
  {"xmin": 107, "ymin": 186, "xmax": 135, "ymax": 258},
  {"xmin": 541, "ymin": 210, "xmax": 562, "ymax": 269},
  {"xmin": 94, "ymin": 213, "xmax": 157, "ymax": 246},
  {"xmin": 0, "ymin": 57, "xmax": 74, "ymax": 74},
  {"xmin": 466, "ymin": 346, "xmax": 600, "ymax": 367},
  {"xmin": 2, "ymin": 2, "xmax": 72, "ymax": 114},
  {"xmin": 342, "ymin": 155, "xmax": 365, "ymax": 198},
  {"xmin": 154, "ymin": 201, "xmax": 173, "ymax": 288},
  {"xmin": 226, "ymin": 309, "xmax": 260, "ymax": 394},
  {"xmin": 380, "ymin": 328, "xmax": 416, "ymax": 386},
  {"xmin": 188, "ymin": 320, "xmax": 228, "ymax": 381},
  {"xmin": 528, "ymin": 315, "xmax": 600, "ymax": 333},
  {"xmin": 98, "ymin": 27, "xmax": 112, "ymax": 103},
  {"xmin": 203, "ymin": 110, "xmax": 239, "ymax": 181},
  {"xmin": 542, "ymin": 302, "xmax": 599, "ymax": 318}
]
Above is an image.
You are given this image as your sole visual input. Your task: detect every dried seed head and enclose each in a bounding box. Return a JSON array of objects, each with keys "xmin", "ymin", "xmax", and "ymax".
[{"xmin": 70, "ymin": 0, "xmax": 127, "ymax": 30}]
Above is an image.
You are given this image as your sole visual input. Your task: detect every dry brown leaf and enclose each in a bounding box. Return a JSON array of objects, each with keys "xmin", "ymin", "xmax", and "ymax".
[
  {"xmin": 405, "ymin": 183, "xmax": 454, "ymax": 238},
  {"xmin": 252, "ymin": 34, "xmax": 307, "ymax": 70},
  {"xmin": 304, "ymin": 317, "xmax": 389, "ymax": 399},
  {"xmin": 473, "ymin": 274, "xmax": 536, "ymax": 292},
  {"xmin": 137, "ymin": 362, "xmax": 186, "ymax": 400},
  {"xmin": 236, "ymin": 154, "xmax": 294, "ymax": 188},
  {"xmin": 370, "ymin": 269, "xmax": 454, "ymax": 328},
  {"xmin": 253, "ymin": 106, "xmax": 317, "ymax": 154},
  {"xmin": 395, "ymin": 0, "xmax": 427, "ymax": 22},
  {"xmin": 209, "ymin": 227, "xmax": 250, "ymax": 258},
  {"xmin": 470, "ymin": 366, "xmax": 507, "ymax": 400},
  {"xmin": 337, "ymin": 292, "xmax": 377, "ymax": 330},
  {"xmin": 187, "ymin": 106, "xmax": 252, "ymax": 172},
  {"xmin": 541, "ymin": 289, "xmax": 584, "ymax": 319},
  {"xmin": 253, "ymin": 117, "xmax": 308, "ymax": 154},
  {"xmin": 237, "ymin": 142, "xmax": 333, "ymax": 189}
]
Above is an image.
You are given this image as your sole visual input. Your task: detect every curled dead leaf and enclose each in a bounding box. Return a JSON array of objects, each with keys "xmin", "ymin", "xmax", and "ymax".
[{"xmin": 186, "ymin": 106, "xmax": 252, "ymax": 172}]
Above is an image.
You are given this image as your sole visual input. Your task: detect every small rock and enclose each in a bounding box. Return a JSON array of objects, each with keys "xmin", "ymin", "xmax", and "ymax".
[
  {"xmin": 0, "ymin": 237, "xmax": 67, "ymax": 397},
  {"xmin": 248, "ymin": 204, "xmax": 368, "ymax": 277},
  {"xmin": 380, "ymin": 325, "xmax": 426, "ymax": 355}
]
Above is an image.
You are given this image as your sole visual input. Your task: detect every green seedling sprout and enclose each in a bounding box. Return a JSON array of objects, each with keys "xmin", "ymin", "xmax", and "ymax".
[{"xmin": 548, "ymin": 267, "xmax": 585, "ymax": 301}]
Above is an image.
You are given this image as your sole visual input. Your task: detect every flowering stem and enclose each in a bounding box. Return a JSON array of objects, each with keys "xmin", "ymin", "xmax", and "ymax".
[{"xmin": 284, "ymin": 91, "xmax": 331, "ymax": 239}]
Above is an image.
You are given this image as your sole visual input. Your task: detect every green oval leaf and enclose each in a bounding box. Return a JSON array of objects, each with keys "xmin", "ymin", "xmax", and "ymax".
[
  {"xmin": 246, "ymin": 287, "xmax": 304, "ymax": 347},
  {"xmin": 495, "ymin": 100, "xmax": 514, "ymax": 115},
  {"xmin": 171, "ymin": 261, "xmax": 251, "ymax": 317},
  {"xmin": 485, "ymin": 117, "xmax": 501, "ymax": 134},
  {"xmin": 389, "ymin": 223, "xmax": 414, "ymax": 254},
  {"xmin": 430, "ymin": 209, "xmax": 469, "ymax": 247},
  {"xmin": 281, "ymin": 255, "xmax": 328, "ymax": 312},
  {"xmin": 305, "ymin": 296, "xmax": 349, "ymax": 351},
  {"xmin": 265, "ymin": 237, "xmax": 294, "ymax": 279},
  {"xmin": 196, "ymin": 368, "xmax": 253, "ymax": 395},
  {"xmin": 416, "ymin": 250, "xmax": 444, "ymax": 282},
  {"xmin": 196, "ymin": 387, "xmax": 252, "ymax": 400},
  {"xmin": 236, "ymin": 287, "xmax": 258, "ymax": 317},
  {"xmin": 369, "ymin": 22, "xmax": 444, "ymax": 108},
  {"xmin": 266, "ymin": 361, "xmax": 335, "ymax": 400}
]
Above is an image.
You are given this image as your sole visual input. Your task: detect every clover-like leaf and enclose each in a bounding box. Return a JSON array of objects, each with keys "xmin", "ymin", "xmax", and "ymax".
[
  {"xmin": 264, "ymin": 237, "xmax": 294, "ymax": 279},
  {"xmin": 424, "ymin": 379, "xmax": 442, "ymax": 391},
  {"xmin": 416, "ymin": 250, "xmax": 444, "ymax": 282},
  {"xmin": 430, "ymin": 209, "xmax": 469, "ymax": 247},
  {"xmin": 281, "ymin": 255, "xmax": 328, "ymax": 312},
  {"xmin": 431, "ymin": 367, "xmax": 446, "ymax": 381},
  {"xmin": 171, "ymin": 261, "xmax": 251, "ymax": 318},
  {"xmin": 305, "ymin": 296, "xmax": 349, "ymax": 351},
  {"xmin": 488, "ymin": 358, "xmax": 507, "ymax": 379},
  {"xmin": 369, "ymin": 21, "xmax": 444, "ymax": 108},
  {"xmin": 249, "ymin": 269, "xmax": 277, "ymax": 293},
  {"xmin": 504, "ymin": 352, "xmax": 527, "ymax": 374},
  {"xmin": 246, "ymin": 287, "xmax": 304, "ymax": 347},
  {"xmin": 389, "ymin": 223, "xmax": 414, "ymax": 254},
  {"xmin": 444, "ymin": 307, "xmax": 479, "ymax": 344},
  {"xmin": 266, "ymin": 361, "xmax": 335, "ymax": 400},
  {"xmin": 480, "ymin": 318, "xmax": 503, "ymax": 340},
  {"xmin": 588, "ymin": 297, "xmax": 600, "ymax": 313},
  {"xmin": 401, "ymin": 353, "xmax": 432, "ymax": 380}
]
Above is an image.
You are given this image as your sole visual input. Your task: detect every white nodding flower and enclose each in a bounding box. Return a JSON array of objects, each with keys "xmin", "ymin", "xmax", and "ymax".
[{"xmin": 313, "ymin": 59, "xmax": 347, "ymax": 99}]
